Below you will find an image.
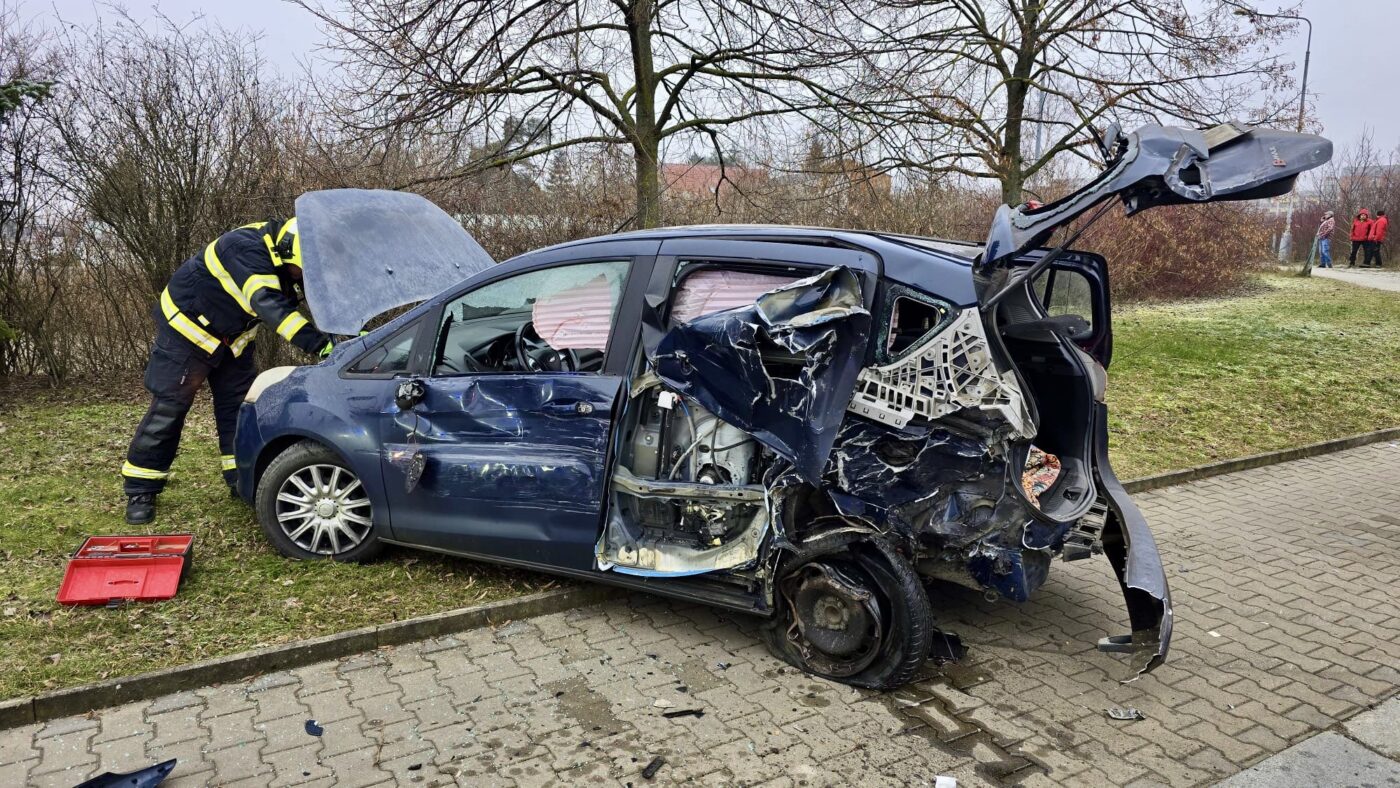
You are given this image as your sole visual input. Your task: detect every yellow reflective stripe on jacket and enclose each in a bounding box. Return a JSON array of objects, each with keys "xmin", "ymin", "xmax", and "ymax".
[
  {"xmin": 262, "ymin": 232, "xmax": 282, "ymax": 267},
  {"xmin": 241, "ymin": 274, "xmax": 281, "ymax": 301},
  {"xmin": 160, "ymin": 288, "xmax": 221, "ymax": 354},
  {"xmin": 229, "ymin": 325, "xmax": 258, "ymax": 357},
  {"xmin": 276, "ymin": 312, "xmax": 309, "ymax": 341},
  {"xmin": 122, "ymin": 461, "xmax": 170, "ymax": 480},
  {"xmin": 220, "ymin": 455, "xmax": 237, "ymax": 471},
  {"xmin": 203, "ymin": 240, "xmax": 256, "ymax": 316}
]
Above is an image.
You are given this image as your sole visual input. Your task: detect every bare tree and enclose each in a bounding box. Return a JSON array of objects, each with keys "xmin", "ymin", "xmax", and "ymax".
[
  {"xmin": 0, "ymin": 4, "xmax": 62, "ymax": 376},
  {"xmin": 304, "ymin": 0, "xmax": 891, "ymax": 228},
  {"xmin": 1302, "ymin": 132, "xmax": 1399, "ymax": 260},
  {"xmin": 861, "ymin": 0, "xmax": 1300, "ymax": 204},
  {"xmin": 51, "ymin": 12, "xmax": 294, "ymax": 295}
]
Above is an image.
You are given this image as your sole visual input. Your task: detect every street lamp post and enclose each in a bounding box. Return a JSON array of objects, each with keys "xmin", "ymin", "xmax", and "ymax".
[{"xmin": 1234, "ymin": 5, "xmax": 1313, "ymax": 264}]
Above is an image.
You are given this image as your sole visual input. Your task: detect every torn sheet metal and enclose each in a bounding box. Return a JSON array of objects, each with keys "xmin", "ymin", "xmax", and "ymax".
[
  {"xmin": 1090, "ymin": 403, "xmax": 1172, "ymax": 680},
  {"xmin": 827, "ymin": 419, "xmax": 1001, "ymax": 531},
  {"xmin": 602, "ymin": 468, "xmax": 767, "ymax": 576},
  {"xmin": 847, "ymin": 306, "xmax": 1033, "ymax": 434},
  {"xmin": 823, "ymin": 419, "xmax": 1058, "ymax": 603},
  {"xmin": 75, "ymin": 759, "xmax": 177, "ymax": 788},
  {"xmin": 612, "ymin": 467, "xmax": 765, "ymax": 503},
  {"xmin": 602, "ymin": 513, "xmax": 767, "ymax": 577},
  {"xmin": 981, "ymin": 121, "xmax": 1334, "ymax": 269},
  {"xmin": 650, "ymin": 266, "xmax": 870, "ymax": 484},
  {"xmin": 966, "ymin": 542, "xmax": 1051, "ymax": 603}
]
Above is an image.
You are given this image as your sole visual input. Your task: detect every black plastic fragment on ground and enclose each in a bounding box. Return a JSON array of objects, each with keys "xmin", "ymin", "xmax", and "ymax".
[
  {"xmin": 661, "ymin": 708, "xmax": 704, "ymax": 719},
  {"xmin": 642, "ymin": 756, "xmax": 666, "ymax": 780},
  {"xmin": 75, "ymin": 758, "xmax": 177, "ymax": 788}
]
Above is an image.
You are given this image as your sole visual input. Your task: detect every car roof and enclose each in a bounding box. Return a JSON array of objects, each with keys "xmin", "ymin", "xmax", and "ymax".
[{"xmin": 499, "ymin": 224, "xmax": 983, "ymax": 306}]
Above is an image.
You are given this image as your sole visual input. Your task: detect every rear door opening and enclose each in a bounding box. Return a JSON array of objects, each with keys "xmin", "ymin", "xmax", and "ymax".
[{"xmin": 993, "ymin": 253, "xmax": 1110, "ymax": 523}]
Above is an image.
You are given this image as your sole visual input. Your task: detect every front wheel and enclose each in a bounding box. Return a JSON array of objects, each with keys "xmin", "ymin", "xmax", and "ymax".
[
  {"xmin": 762, "ymin": 540, "xmax": 931, "ymax": 689},
  {"xmin": 255, "ymin": 441, "xmax": 383, "ymax": 562}
]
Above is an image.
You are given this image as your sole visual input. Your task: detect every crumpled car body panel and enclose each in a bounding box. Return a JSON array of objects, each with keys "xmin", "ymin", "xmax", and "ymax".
[
  {"xmin": 649, "ymin": 267, "xmax": 871, "ymax": 484},
  {"xmin": 981, "ymin": 122, "xmax": 1334, "ymax": 269},
  {"xmin": 1091, "ymin": 403, "xmax": 1173, "ymax": 677}
]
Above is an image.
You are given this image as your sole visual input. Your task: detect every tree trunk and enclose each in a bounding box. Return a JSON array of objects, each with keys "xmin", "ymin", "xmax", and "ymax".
[
  {"xmin": 1000, "ymin": 2, "xmax": 1039, "ymax": 207},
  {"xmin": 628, "ymin": 1, "xmax": 662, "ymax": 229},
  {"xmin": 634, "ymin": 139, "xmax": 661, "ymax": 229},
  {"xmin": 1000, "ymin": 80, "xmax": 1030, "ymax": 206}
]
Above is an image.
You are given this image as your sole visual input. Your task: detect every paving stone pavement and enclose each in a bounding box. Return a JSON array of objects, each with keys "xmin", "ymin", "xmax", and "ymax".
[{"xmin": 4, "ymin": 442, "xmax": 1400, "ymax": 787}]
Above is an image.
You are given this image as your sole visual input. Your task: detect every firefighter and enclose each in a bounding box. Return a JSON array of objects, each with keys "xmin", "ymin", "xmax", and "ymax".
[{"xmin": 121, "ymin": 218, "xmax": 333, "ymax": 525}]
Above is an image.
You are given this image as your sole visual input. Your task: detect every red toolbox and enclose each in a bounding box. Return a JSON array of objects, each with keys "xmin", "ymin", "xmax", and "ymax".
[{"xmin": 57, "ymin": 534, "xmax": 194, "ymax": 606}]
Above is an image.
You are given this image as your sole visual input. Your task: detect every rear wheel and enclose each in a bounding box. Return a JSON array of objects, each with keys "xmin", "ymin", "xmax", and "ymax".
[
  {"xmin": 256, "ymin": 441, "xmax": 383, "ymax": 562},
  {"xmin": 763, "ymin": 540, "xmax": 931, "ymax": 689}
]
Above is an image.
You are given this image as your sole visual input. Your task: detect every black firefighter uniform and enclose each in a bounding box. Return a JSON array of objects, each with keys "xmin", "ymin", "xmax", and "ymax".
[{"xmin": 121, "ymin": 219, "xmax": 332, "ymax": 495}]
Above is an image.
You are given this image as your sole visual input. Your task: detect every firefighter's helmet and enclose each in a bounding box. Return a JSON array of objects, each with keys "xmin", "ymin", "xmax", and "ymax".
[{"xmin": 273, "ymin": 217, "xmax": 301, "ymax": 268}]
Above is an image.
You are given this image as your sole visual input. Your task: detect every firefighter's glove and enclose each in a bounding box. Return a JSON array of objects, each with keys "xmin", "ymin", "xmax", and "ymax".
[{"xmin": 318, "ymin": 341, "xmax": 335, "ymax": 359}]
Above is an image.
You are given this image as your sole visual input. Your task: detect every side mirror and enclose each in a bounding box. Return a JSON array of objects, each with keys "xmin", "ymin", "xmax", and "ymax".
[{"xmin": 395, "ymin": 378, "xmax": 426, "ymax": 410}]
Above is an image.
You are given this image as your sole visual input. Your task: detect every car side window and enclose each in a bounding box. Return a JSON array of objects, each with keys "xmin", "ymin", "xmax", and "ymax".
[
  {"xmin": 346, "ymin": 318, "xmax": 420, "ymax": 377},
  {"xmin": 880, "ymin": 286, "xmax": 953, "ymax": 361},
  {"xmin": 433, "ymin": 260, "xmax": 630, "ymax": 376},
  {"xmin": 1035, "ymin": 269, "xmax": 1095, "ymax": 331}
]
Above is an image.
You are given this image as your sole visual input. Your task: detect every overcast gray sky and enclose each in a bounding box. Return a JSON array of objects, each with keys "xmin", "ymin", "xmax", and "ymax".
[{"xmin": 23, "ymin": 0, "xmax": 1400, "ymax": 154}]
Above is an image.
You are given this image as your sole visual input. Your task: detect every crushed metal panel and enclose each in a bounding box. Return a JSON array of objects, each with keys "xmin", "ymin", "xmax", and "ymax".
[
  {"xmin": 649, "ymin": 266, "xmax": 871, "ymax": 484},
  {"xmin": 980, "ymin": 122, "xmax": 1333, "ymax": 269},
  {"xmin": 847, "ymin": 307, "xmax": 1034, "ymax": 435},
  {"xmin": 602, "ymin": 470, "xmax": 768, "ymax": 577}
]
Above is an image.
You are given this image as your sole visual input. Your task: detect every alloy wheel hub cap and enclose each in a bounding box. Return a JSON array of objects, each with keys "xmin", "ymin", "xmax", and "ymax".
[{"xmin": 275, "ymin": 463, "xmax": 373, "ymax": 555}]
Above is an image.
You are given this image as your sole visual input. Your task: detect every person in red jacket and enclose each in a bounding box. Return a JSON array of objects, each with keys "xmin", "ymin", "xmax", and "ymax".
[
  {"xmin": 1364, "ymin": 209, "xmax": 1388, "ymax": 267},
  {"xmin": 1349, "ymin": 209, "xmax": 1373, "ymax": 267}
]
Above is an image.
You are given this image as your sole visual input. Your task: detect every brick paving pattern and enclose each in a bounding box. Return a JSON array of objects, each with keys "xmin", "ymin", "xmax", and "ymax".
[{"xmin": 3, "ymin": 442, "xmax": 1399, "ymax": 786}]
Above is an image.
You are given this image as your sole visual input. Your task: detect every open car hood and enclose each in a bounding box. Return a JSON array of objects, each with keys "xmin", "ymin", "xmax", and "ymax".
[
  {"xmin": 296, "ymin": 189, "xmax": 495, "ymax": 335},
  {"xmin": 980, "ymin": 121, "xmax": 1333, "ymax": 271}
]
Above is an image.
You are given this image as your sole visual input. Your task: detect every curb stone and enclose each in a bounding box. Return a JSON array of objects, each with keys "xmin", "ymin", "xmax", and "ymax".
[
  {"xmin": 0, "ymin": 584, "xmax": 616, "ymax": 730},
  {"xmin": 3, "ymin": 425, "xmax": 1397, "ymax": 731},
  {"xmin": 1122, "ymin": 426, "xmax": 1400, "ymax": 493}
]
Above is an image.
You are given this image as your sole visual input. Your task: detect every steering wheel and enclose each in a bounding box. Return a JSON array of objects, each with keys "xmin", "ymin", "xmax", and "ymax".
[{"xmin": 513, "ymin": 322, "xmax": 579, "ymax": 372}]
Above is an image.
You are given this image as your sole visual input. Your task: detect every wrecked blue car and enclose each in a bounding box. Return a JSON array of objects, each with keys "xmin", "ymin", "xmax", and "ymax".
[{"xmin": 236, "ymin": 121, "xmax": 1330, "ymax": 688}]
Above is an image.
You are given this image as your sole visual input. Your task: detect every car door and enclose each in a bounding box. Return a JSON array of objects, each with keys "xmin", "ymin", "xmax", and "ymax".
[{"xmin": 379, "ymin": 257, "xmax": 645, "ymax": 570}]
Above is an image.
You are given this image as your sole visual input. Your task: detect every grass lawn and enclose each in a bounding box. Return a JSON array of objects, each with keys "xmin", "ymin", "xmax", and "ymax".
[
  {"xmin": 0, "ymin": 386, "xmax": 553, "ymax": 700},
  {"xmin": 1105, "ymin": 274, "xmax": 1400, "ymax": 478},
  {"xmin": 2, "ymin": 273, "xmax": 1399, "ymax": 699}
]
